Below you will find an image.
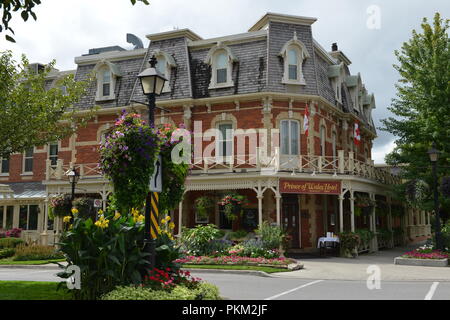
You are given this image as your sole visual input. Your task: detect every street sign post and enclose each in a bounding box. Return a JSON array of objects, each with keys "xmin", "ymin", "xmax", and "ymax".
[{"xmin": 149, "ymin": 156, "xmax": 162, "ymax": 193}]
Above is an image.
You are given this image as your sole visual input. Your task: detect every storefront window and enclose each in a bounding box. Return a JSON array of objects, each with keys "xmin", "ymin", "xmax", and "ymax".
[
  {"xmin": 5, "ymin": 206, "xmax": 13, "ymax": 229},
  {"xmin": 19, "ymin": 204, "xmax": 39, "ymax": 230}
]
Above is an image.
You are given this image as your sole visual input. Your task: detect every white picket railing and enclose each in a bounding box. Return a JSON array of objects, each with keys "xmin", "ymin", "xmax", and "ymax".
[{"xmin": 46, "ymin": 149, "xmax": 399, "ymax": 185}]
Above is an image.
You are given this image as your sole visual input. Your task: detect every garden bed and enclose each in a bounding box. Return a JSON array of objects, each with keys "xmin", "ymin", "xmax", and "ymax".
[
  {"xmin": 175, "ymin": 255, "xmax": 302, "ymax": 270},
  {"xmin": 182, "ymin": 264, "xmax": 292, "ymax": 273},
  {"xmin": 394, "ymin": 257, "xmax": 448, "ymax": 267}
]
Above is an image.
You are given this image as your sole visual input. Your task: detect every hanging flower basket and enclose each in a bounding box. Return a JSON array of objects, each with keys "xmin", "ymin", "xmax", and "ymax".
[
  {"xmin": 405, "ymin": 179, "xmax": 429, "ymax": 207},
  {"xmin": 218, "ymin": 193, "xmax": 248, "ymax": 221},
  {"xmin": 355, "ymin": 194, "xmax": 376, "ymax": 208},
  {"xmin": 49, "ymin": 194, "xmax": 72, "ymax": 217}
]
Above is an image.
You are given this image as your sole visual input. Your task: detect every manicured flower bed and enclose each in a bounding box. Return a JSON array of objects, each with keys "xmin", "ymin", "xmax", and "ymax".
[
  {"xmin": 174, "ymin": 255, "xmax": 296, "ymax": 268},
  {"xmin": 401, "ymin": 250, "xmax": 449, "ymax": 260}
]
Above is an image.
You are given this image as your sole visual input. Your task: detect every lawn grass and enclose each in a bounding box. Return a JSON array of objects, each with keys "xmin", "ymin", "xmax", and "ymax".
[
  {"xmin": 182, "ymin": 264, "xmax": 291, "ymax": 273},
  {"xmin": 0, "ymin": 281, "xmax": 72, "ymax": 300},
  {"xmin": 0, "ymin": 258, "xmax": 66, "ymax": 265}
]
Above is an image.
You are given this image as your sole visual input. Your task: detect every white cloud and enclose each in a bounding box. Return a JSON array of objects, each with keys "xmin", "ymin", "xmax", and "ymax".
[{"xmin": 372, "ymin": 140, "xmax": 396, "ymax": 164}]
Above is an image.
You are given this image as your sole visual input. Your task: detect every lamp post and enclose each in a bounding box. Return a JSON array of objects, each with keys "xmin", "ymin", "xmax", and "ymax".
[
  {"xmin": 428, "ymin": 142, "xmax": 442, "ymax": 250},
  {"xmin": 137, "ymin": 55, "xmax": 167, "ymax": 268},
  {"xmin": 66, "ymin": 168, "xmax": 80, "ymax": 203}
]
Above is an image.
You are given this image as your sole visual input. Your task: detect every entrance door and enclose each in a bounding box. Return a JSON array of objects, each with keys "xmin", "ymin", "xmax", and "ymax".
[{"xmin": 281, "ymin": 195, "xmax": 300, "ymax": 248}]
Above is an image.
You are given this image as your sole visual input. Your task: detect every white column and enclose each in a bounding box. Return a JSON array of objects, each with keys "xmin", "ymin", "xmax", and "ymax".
[
  {"xmin": 275, "ymin": 194, "xmax": 281, "ymax": 226},
  {"xmin": 257, "ymin": 195, "xmax": 263, "ymax": 227},
  {"xmin": 40, "ymin": 197, "xmax": 49, "ymax": 246},
  {"xmin": 338, "ymin": 194, "xmax": 344, "ymax": 232},
  {"xmin": 349, "ymin": 191, "xmax": 355, "ymax": 232}
]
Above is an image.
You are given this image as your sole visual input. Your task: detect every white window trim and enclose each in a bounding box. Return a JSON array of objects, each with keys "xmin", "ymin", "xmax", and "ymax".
[
  {"xmin": 19, "ymin": 204, "xmax": 39, "ymax": 231},
  {"xmin": 215, "ymin": 122, "xmax": 234, "ymax": 163},
  {"xmin": 280, "ymin": 119, "xmax": 300, "ymax": 156},
  {"xmin": 205, "ymin": 43, "xmax": 237, "ymax": 90},
  {"xmin": 150, "ymin": 50, "xmax": 177, "ymax": 93},
  {"xmin": 22, "ymin": 147, "xmax": 34, "ymax": 174},
  {"xmin": 48, "ymin": 142, "xmax": 59, "ymax": 167},
  {"xmin": 93, "ymin": 60, "xmax": 122, "ymax": 102},
  {"xmin": 279, "ymin": 34, "xmax": 310, "ymax": 86}
]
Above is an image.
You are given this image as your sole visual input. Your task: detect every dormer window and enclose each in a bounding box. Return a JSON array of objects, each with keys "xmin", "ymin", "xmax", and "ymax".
[
  {"xmin": 205, "ymin": 43, "xmax": 237, "ymax": 89},
  {"xmin": 93, "ymin": 60, "xmax": 122, "ymax": 101},
  {"xmin": 279, "ymin": 32, "xmax": 310, "ymax": 85},
  {"xmin": 327, "ymin": 62, "xmax": 344, "ymax": 104},
  {"xmin": 150, "ymin": 50, "xmax": 176, "ymax": 93},
  {"xmin": 102, "ymin": 69, "xmax": 111, "ymax": 97}
]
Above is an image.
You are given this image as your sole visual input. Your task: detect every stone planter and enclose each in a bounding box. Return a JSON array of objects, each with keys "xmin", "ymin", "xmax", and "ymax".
[{"xmin": 394, "ymin": 257, "xmax": 449, "ymax": 267}]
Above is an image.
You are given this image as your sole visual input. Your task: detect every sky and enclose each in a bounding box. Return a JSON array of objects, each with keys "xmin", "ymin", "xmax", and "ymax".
[{"xmin": 0, "ymin": 0, "xmax": 448, "ymax": 164}]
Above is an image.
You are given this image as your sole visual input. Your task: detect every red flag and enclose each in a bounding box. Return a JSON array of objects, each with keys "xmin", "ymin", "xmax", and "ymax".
[
  {"xmin": 354, "ymin": 121, "xmax": 361, "ymax": 145},
  {"xmin": 303, "ymin": 104, "xmax": 309, "ymax": 137}
]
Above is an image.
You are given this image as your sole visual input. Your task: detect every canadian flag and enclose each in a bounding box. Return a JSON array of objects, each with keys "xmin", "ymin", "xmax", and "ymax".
[
  {"xmin": 303, "ymin": 104, "xmax": 309, "ymax": 137},
  {"xmin": 354, "ymin": 121, "xmax": 361, "ymax": 145}
]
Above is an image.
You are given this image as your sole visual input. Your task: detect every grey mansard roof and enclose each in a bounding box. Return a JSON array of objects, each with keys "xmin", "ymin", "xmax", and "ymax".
[{"xmin": 70, "ymin": 13, "xmax": 375, "ymax": 129}]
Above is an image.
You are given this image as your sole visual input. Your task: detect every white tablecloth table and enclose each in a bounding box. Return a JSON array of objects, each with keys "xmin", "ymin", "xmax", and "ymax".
[{"xmin": 317, "ymin": 237, "xmax": 340, "ymax": 248}]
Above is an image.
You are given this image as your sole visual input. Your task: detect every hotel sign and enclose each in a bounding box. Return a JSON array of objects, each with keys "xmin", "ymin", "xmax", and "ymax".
[{"xmin": 280, "ymin": 179, "xmax": 341, "ymax": 195}]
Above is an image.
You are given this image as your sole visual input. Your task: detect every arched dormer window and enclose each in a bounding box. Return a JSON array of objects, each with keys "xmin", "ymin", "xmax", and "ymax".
[
  {"xmin": 327, "ymin": 62, "xmax": 344, "ymax": 103},
  {"xmin": 205, "ymin": 42, "xmax": 237, "ymax": 89},
  {"xmin": 279, "ymin": 32, "xmax": 310, "ymax": 85},
  {"xmin": 150, "ymin": 50, "xmax": 176, "ymax": 93},
  {"xmin": 93, "ymin": 60, "xmax": 122, "ymax": 101}
]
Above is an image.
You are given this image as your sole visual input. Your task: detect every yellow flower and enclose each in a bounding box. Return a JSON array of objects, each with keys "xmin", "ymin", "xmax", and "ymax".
[
  {"xmin": 63, "ymin": 216, "xmax": 72, "ymax": 223},
  {"xmin": 165, "ymin": 216, "xmax": 171, "ymax": 222},
  {"xmin": 169, "ymin": 222, "xmax": 175, "ymax": 230},
  {"xmin": 131, "ymin": 208, "xmax": 139, "ymax": 217},
  {"xmin": 137, "ymin": 215, "xmax": 145, "ymax": 223},
  {"xmin": 113, "ymin": 211, "xmax": 121, "ymax": 220},
  {"xmin": 95, "ymin": 215, "xmax": 109, "ymax": 229},
  {"xmin": 98, "ymin": 209, "xmax": 104, "ymax": 215},
  {"xmin": 69, "ymin": 224, "xmax": 73, "ymax": 230},
  {"xmin": 161, "ymin": 219, "xmax": 166, "ymax": 224},
  {"xmin": 71, "ymin": 207, "xmax": 79, "ymax": 215}
]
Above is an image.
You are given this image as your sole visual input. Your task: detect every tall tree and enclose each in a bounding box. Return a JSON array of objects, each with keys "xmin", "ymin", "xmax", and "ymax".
[
  {"xmin": 0, "ymin": 50, "xmax": 92, "ymax": 158},
  {"xmin": 0, "ymin": 0, "xmax": 149, "ymax": 42},
  {"xmin": 381, "ymin": 13, "xmax": 449, "ymax": 213}
]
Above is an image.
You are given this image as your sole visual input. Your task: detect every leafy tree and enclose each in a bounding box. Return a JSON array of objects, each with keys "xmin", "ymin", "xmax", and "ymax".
[
  {"xmin": 0, "ymin": 0, "xmax": 149, "ymax": 42},
  {"xmin": 0, "ymin": 50, "xmax": 92, "ymax": 158},
  {"xmin": 381, "ymin": 13, "xmax": 449, "ymax": 213}
]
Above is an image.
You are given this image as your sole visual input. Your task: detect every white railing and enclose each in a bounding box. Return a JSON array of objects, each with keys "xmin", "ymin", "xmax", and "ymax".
[
  {"xmin": 45, "ymin": 149, "xmax": 400, "ymax": 185},
  {"xmin": 189, "ymin": 149, "xmax": 400, "ymax": 185},
  {"xmin": 45, "ymin": 159, "xmax": 103, "ymax": 181}
]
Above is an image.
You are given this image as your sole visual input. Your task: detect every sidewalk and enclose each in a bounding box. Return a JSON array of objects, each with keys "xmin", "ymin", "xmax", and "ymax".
[{"xmin": 276, "ymin": 245, "xmax": 450, "ymax": 281}]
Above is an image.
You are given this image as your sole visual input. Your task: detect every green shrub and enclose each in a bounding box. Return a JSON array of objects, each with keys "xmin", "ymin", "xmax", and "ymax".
[
  {"xmin": 180, "ymin": 224, "xmax": 223, "ymax": 256},
  {"xmin": 377, "ymin": 228, "xmax": 393, "ymax": 242},
  {"xmin": 101, "ymin": 282, "xmax": 221, "ymax": 300},
  {"xmin": 13, "ymin": 244, "xmax": 63, "ymax": 261},
  {"xmin": 227, "ymin": 230, "xmax": 248, "ymax": 241},
  {"xmin": 255, "ymin": 221, "xmax": 285, "ymax": 250},
  {"xmin": 355, "ymin": 229, "xmax": 375, "ymax": 244},
  {"xmin": 0, "ymin": 238, "xmax": 24, "ymax": 249},
  {"xmin": 57, "ymin": 203, "xmax": 151, "ymax": 300},
  {"xmin": 0, "ymin": 248, "xmax": 15, "ymax": 259}
]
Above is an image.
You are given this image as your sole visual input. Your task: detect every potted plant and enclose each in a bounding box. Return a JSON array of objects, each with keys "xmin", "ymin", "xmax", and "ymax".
[
  {"xmin": 338, "ymin": 232, "xmax": 360, "ymax": 258},
  {"xmin": 218, "ymin": 193, "xmax": 248, "ymax": 221},
  {"xmin": 49, "ymin": 194, "xmax": 72, "ymax": 217},
  {"xmin": 194, "ymin": 196, "xmax": 215, "ymax": 221}
]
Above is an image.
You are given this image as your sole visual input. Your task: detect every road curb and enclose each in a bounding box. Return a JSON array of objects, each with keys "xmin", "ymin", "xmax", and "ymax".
[
  {"xmin": 182, "ymin": 268, "xmax": 275, "ymax": 278},
  {"xmin": 0, "ymin": 264, "xmax": 62, "ymax": 270}
]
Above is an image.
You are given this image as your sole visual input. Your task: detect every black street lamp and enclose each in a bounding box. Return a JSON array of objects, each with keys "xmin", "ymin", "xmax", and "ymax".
[
  {"xmin": 137, "ymin": 55, "xmax": 167, "ymax": 268},
  {"xmin": 428, "ymin": 142, "xmax": 443, "ymax": 250},
  {"xmin": 66, "ymin": 168, "xmax": 80, "ymax": 203}
]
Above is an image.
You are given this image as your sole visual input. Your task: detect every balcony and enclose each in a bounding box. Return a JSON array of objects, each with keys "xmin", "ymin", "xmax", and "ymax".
[
  {"xmin": 191, "ymin": 149, "xmax": 400, "ymax": 185},
  {"xmin": 45, "ymin": 150, "xmax": 399, "ymax": 186}
]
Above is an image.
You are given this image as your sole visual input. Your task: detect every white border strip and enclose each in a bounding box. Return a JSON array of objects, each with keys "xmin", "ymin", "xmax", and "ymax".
[
  {"xmin": 264, "ymin": 280, "xmax": 324, "ymax": 300},
  {"xmin": 424, "ymin": 282, "xmax": 439, "ymax": 300}
]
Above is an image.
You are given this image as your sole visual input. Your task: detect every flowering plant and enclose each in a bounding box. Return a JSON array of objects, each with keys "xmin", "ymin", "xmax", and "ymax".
[
  {"xmin": 5, "ymin": 228, "xmax": 22, "ymax": 238},
  {"xmin": 174, "ymin": 255, "xmax": 295, "ymax": 267},
  {"xmin": 99, "ymin": 111, "xmax": 160, "ymax": 213},
  {"xmin": 218, "ymin": 193, "xmax": 248, "ymax": 221},
  {"xmin": 49, "ymin": 194, "xmax": 71, "ymax": 217},
  {"xmin": 143, "ymin": 267, "xmax": 202, "ymax": 291},
  {"xmin": 402, "ymin": 249, "xmax": 449, "ymax": 259},
  {"xmin": 156, "ymin": 123, "xmax": 190, "ymax": 211}
]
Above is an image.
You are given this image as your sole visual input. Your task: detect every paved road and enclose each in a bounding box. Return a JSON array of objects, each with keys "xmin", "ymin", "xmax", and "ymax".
[{"xmin": 0, "ymin": 268, "xmax": 448, "ymax": 300}]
